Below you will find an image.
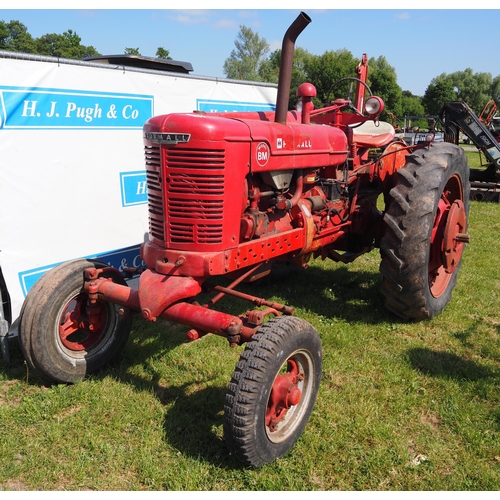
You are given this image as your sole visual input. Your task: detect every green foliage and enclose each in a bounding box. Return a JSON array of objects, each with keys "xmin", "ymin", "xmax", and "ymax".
[
  {"xmin": 491, "ymin": 75, "xmax": 500, "ymax": 105},
  {"xmin": 368, "ymin": 68, "xmax": 403, "ymax": 120},
  {"xmin": 0, "ymin": 20, "xmax": 99, "ymax": 59},
  {"xmin": 422, "ymin": 79, "xmax": 457, "ymax": 115},
  {"xmin": 257, "ymin": 48, "xmax": 281, "ymax": 84},
  {"xmin": 35, "ymin": 29, "xmax": 99, "ymax": 59},
  {"xmin": 258, "ymin": 46, "xmax": 318, "ymax": 111},
  {"xmin": 156, "ymin": 47, "xmax": 172, "ymax": 60},
  {"xmin": 124, "ymin": 47, "xmax": 141, "ymax": 56},
  {"xmin": 424, "ymin": 69, "xmax": 497, "ymax": 115},
  {"xmin": 225, "ymin": 23, "xmax": 500, "ymax": 122},
  {"xmin": 305, "ymin": 49, "xmax": 359, "ymax": 107},
  {"xmin": 401, "ymin": 94, "xmax": 426, "ymax": 124},
  {"xmin": 0, "ymin": 18, "xmax": 174, "ymax": 62},
  {"xmin": 368, "ymin": 55, "xmax": 397, "ymax": 78},
  {"xmin": 448, "ymin": 69, "xmax": 492, "ymax": 113},
  {"xmin": 0, "ymin": 20, "xmax": 36, "ymax": 53},
  {"xmin": 223, "ymin": 25, "xmax": 270, "ymax": 81}
]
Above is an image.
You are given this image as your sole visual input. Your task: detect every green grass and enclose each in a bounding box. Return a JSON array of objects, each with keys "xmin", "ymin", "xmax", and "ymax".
[{"xmin": 1, "ymin": 172, "xmax": 499, "ymax": 490}]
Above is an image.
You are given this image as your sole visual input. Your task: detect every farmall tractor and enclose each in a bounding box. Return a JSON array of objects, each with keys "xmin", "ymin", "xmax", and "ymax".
[{"xmin": 19, "ymin": 12, "xmax": 470, "ymax": 467}]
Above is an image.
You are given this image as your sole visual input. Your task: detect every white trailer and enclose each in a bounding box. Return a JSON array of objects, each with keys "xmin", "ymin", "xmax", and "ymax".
[{"xmin": 0, "ymin": 51, "xmax": 278, "ymax": 361}]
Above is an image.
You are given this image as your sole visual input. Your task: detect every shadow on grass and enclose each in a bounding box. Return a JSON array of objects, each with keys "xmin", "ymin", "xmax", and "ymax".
[
  {"xmin": 0, "ymin": 258, "xmax": 396, "ymax": 382},
  {"xmin": 107, "ymin": 358, "xmax": 239, "ymax": 468},
  {"xmin": 0, "ymin": 339, "xmax": 30, "ymax": 381},
  {"xmin": 208, "ymin": 263, "xmax": 397, "ymax": 326},
  {"xmin": 406, "ymin": 347, "xmax": 497, "ymax": 381},
  {"xmin": 0, "ymin": 316, "xmax": 190, "ymax": 384},
  {"xmin": 154, "ymin": 382, "xmax": 238, "ymax": 468}
]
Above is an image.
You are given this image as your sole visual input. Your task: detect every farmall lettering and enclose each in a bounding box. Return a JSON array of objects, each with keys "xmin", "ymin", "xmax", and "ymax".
[{"xmin": 297, "ymin": 136, "xmax": 312, "ymax": 148}]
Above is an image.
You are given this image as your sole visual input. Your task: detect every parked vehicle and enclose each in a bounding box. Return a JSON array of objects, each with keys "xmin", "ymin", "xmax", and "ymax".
[{"xmin": 18, "ymin": 12, "xmax": 471, "ymax": 467}]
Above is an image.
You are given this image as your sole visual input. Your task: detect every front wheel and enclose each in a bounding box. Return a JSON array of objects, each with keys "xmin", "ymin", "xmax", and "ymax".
[
  {"xmin": 224, "ymin": 316, "xmax": 322, "ymax": 467},
  {"xmin": 18, "ymin": 259, "xmax": 133, "ymax": 383},
  {"xmin": 380, "ymin": 142, "xmax": 470, "ymax": 320}
]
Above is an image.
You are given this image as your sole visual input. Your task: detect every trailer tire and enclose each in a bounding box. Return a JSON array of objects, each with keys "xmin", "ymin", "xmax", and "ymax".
[
  {"xmin": 380, "ymin": 142, "xmax": 470, "ymax": 320},
  {"xmin": 224, "ymin": 316, "xmax": 322, "ymax": 467},
  {"xmin": 19, "ymin": 259, "xmax": 132, "ymax": 383}
]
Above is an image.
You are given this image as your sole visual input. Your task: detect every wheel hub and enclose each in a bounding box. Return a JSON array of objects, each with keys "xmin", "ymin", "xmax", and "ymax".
[
  {"xmin": 59, "ymin": 294, "xmax": 106, "ymax": 351},
  {"xmin": 429, "ymin": 178, "xmax": 469, "ymax": 298},
  {"xmin": 442, "ymin": 199, "xmax": 469, "ymax": 272},
  {"xmin": 266, "ymin": 359, "xmax": 303, "ymax": 432}
]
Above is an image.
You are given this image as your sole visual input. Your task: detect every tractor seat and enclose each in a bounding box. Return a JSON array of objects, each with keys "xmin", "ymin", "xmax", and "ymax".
[{"xmin": 351, "ymin": 120, "xmax": 395, "ymax": 148}]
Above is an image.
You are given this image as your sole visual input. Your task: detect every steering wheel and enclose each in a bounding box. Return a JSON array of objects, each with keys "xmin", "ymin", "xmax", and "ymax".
[{"xmin": 326, "ymin": 77, "xmax": 373, "ymax": 115}]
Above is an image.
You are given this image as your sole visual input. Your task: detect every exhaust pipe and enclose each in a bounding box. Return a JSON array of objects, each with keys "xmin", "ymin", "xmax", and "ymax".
[{"xmin": 275, "ymin": 11, "xmax": 312, "ymax": 125}]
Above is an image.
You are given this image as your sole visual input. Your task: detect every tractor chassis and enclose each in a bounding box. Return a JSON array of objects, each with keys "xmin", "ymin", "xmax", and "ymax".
[{"xmin": 81, "ymin": 262, "xmax": 291, "ymax": 348}]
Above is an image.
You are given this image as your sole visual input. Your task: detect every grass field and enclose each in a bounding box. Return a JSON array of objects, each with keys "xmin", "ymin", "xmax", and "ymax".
[{"xmin": 1, "ymin": 150, "xmax": 499, "ymax": 491}]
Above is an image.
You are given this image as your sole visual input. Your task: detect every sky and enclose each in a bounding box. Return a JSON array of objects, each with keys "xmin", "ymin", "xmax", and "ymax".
[{"xmin": 2, "ymin": 3, "xmax": 499, "ymax": 97}]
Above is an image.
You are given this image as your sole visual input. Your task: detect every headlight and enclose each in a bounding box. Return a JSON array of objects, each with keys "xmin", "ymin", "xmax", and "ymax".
[{"xmin": 365, "ymin": 96, "xmax": 384, "ymax": 116}]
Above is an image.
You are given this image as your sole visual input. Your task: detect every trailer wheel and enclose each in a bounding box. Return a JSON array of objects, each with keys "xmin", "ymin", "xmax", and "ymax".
[
  {"xmin": 19, "ymin": 259, "xmax": 132, "ymax": 383},
  {"xmin": 380, "ymin": 142, "xmax": 470, "ymax": 320},
  {"xmin": 224, "ymin": 316, "xmax": 322, "ymax": 467}
]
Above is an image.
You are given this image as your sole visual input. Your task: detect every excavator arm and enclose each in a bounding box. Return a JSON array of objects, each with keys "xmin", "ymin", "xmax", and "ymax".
[
  {"xmin": 440, "ymin": 101, "xmax": 500, "ymax": 169},
  {"xmin": 440, "ymin": 101, "xmax": 500, "ymax": 201}
]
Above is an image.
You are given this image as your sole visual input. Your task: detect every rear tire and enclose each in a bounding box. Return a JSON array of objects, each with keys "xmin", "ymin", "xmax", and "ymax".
[
  {"xmin": 224, "ymin": 316, "xmax": 322, "ymax": 467},
  {"xmin": 380, "ymin": 142, "xmax": 470, "ymax": 320},
  {"xmin": 19, "ymin": 259, "xmax": 132, "ymax": 383}
]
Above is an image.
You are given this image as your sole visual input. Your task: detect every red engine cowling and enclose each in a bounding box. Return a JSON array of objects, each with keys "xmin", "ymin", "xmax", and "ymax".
[{"xmin": 140, "ymin": 109, "xmax": 348, "ymax": 279}]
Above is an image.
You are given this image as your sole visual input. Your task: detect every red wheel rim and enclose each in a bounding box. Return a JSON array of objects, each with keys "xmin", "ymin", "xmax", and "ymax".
[
  {"xmin": 429, "ymin": 174, "xmax": 467, "ymax": 298},
  {"xmin": 266, "ymin": 358, "xmax": 303, "ymax": 432},
  {"xmin": 58, "ymin": 293, "xmax": 108, "ymax": 351}
]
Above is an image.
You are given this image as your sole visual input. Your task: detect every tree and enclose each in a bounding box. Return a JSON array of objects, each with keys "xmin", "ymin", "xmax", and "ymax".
[
  {"xmin": 368, "ymin": 68, "xmax": 403, "ymax": 120},
  {"xmin": 223, "ymin": 25, "xmax": 270, "ymax": 81},
  {"xmin": 368, "ymin": 55, "xmax": 397, "ymax": 79},
  {"xmin": 304, "ymin": 49, "xmax": 359, "ymax": 107},
  {"xmin": 401, "ymin": 94, "xmax": 425, "ymax": 116},
  {"xmin": 258, "ymin": 46, "xmax": 314, "ymax": 109},
  {"xmin": 124, "ymin": 47, "xmax": 140, "ymax": 56},
  {"xmin": 35, "ymin": 29, "xmax": 99, "ymax": 59},
  {"xmin": 422, "ymin": 78, "xmax": 457, "ymax": 115},
  {"xmin": 448, "ymin": 68, "xmax": 492, "ymax": 113},
  {"xmin": 423, "ymin": 69, "xmax": 495, "ymax": 115},
  {"xmin": 257, "ymin": 48, "xmax": 281, "ymax": 84},
  {"xmin": 491, "ymin": 75, "xmax": 500, "ymax": 105},
  {"xmin": 156, "ymin": 47, "xmax": 172, "ymax": 60},
  {"xmin": 0, "ymin": 20, "xmax": 36, "ymax": 53}
]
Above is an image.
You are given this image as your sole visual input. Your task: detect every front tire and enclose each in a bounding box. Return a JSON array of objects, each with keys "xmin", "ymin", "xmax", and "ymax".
[
  {"xmin": 380, "ymin": 142, "xmax": 470, "ymax": 320},
  {"xmin": 19, "ymin": 259, "xmax": 132, "ymax": 383},
  {"xmin": 224, "ymin": 316, "xmax": 322, "ymax": 467}
]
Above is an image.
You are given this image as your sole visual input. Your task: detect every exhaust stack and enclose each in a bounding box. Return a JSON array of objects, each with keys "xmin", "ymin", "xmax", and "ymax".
[{"xmin": 275, "ymin": 11, "xmax": 312, "ymax": 125}]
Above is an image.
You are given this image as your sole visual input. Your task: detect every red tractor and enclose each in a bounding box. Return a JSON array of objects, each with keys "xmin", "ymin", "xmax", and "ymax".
[{"xmin": 19, "ymin": 12, "xmax": 470, "ymax": 467}]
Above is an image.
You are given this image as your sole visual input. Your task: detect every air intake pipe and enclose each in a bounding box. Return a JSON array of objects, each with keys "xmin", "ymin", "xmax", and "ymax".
[{"xmin": 275, "ymin": 11, "xmax": 312, "ymax": 125}]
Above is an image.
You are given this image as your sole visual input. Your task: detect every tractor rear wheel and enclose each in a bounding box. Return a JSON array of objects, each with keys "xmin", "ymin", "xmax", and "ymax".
[
  {"xmin": 19, "ymin": 259, "xmax": 132, "ymax": 383},
  {"xmin": 380, "ymin": 142, "xmax": 470, "ymax": 320},
  {"xmin": 224, "ymin": 316, "xmax": 322, "ymax": 467}
]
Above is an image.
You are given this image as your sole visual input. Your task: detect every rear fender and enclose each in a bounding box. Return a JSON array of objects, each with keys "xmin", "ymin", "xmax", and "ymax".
[{"xmin": 376, "ymin": 141, "xmax": 410, "ymax": 195}]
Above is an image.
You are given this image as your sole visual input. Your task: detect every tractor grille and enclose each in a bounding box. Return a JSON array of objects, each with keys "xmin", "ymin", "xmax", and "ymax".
[
  {"xmin": 144, "ymin": 146, "xmax": 165, "ymax": 241},
  {"xmin": 166, "ymin": 148, "xmax": 225, "ymax": 245},
  {"xmin": 144, "ymin": 146, "xmax": 226, "ymax": 245}
]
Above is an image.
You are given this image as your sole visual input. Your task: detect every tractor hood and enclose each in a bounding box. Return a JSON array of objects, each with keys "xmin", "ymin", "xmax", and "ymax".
[{"xmin": 144, "ymin": 111, "xmax": 349, "ymax": 173}]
